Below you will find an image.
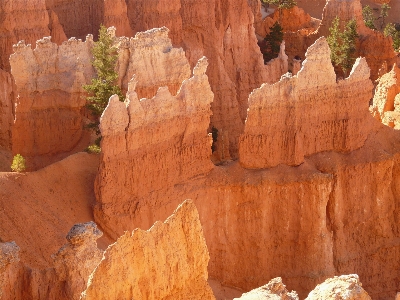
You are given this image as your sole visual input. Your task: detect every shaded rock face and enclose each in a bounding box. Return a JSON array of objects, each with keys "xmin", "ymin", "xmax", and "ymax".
[
  {"xmin": 0, "ymin": 222, "xmax": 103, "ymax": 300},
  {"xmin": 305, "ymin": 275, "xmax": 371, "ymax": 300},
  {"xmin": 239, "ymin": 37, "xmax": 374, "ymax": 169},
  {"xmin": 94, "ymin": 34, "xmax": 400, "ymax": 299},
  {"xmin": 119, "ymin": 0, "xmax": 280, "ymax": 158},
  {"xmin": 81, "ymin": 200, "xmax": 215, "ymax": 300},
  {"xmin": 0, "ymin": 69, "xmax": 15, "ymax": 150},
  {"xmin": 9, "ymin": 36, "xmax": 94, "ymax": 170},
  {"xmin": 94, "ymin": 56, "xmax": 214, "ymax": 238},
  {"xmin": 235, "ymin": 277, "xmax": 299, "ymax": 300},
  {"xmin": 44, "ymin": 0, "xmax": 104, "ymax": 41},
  {"xmin": 0, "ymin": 0, "xmax": 50, "ymax": 71},
  {"xmin": 371, "ymin": 64, "xmax": 400, "ymax": 127},
  {"xmin": 274, "ymin": 0, "xmax": 396, "ymax": 81},
  {"xmin": 52, "ymin": 222, "xmax": 103, "ymax": 300}
]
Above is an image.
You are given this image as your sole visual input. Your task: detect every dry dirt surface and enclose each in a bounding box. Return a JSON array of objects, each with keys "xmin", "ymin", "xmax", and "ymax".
[{"xmin": 0, "ymin": 152, "xmax": 111, "ymax": 269}]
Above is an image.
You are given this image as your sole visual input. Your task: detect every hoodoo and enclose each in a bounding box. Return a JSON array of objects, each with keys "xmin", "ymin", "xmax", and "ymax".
[{"xmin": 0, "ymin": 0, "xmax": 399, "ymax": 299}]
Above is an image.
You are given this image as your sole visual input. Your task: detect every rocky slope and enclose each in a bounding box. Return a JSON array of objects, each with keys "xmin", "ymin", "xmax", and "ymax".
[
  {"xmin": 0, "ymin": 69, "xmax": 14, "ymax": 151},
  {"xmin": 82, "ymin": 200, "xmax": 215, "ymax": 300}
]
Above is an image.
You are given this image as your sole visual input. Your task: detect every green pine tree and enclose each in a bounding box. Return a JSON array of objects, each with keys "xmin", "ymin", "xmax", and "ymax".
[
  {"xmin": 327, "ymin": 17, "xmax": 358, "ymax": 77},
  {"xmin": 261, "ymin": 21, "xmax": 284, "ymax": 63},
  {"xmin": 84, "ymin": 25, "xmax": 124, "ymax": 138},
  {"xmin": 362, "ymin": 5, "xmax": 376, "ymax": 30},
  {"xmin": 261, "ymin": 0, "xmax": 297, "ymax": 9},
  {"xmin": 379, "ymin": 3, "xmax": 390, "ymax": 29},
  {"xmin": 384, "ymin": 23, "xmax": 400, "ymax": 51}
]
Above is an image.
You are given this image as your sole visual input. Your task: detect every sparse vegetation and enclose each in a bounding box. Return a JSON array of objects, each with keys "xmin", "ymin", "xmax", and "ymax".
[
  {"xmin": 85, "ymin": 144, "xmax": 102, "ymax": 154},
  {"xmin": 260, "ymin": 0, "xmax": 297, "ymax": 9},
  {"xmin": 362, "ymin": 5, "xmax": 376, "ymax": 30},
  {"xmin": 259, "ymin": 21, "xmax": 284, "ymax": 63},
  {"xmin": 384, "ymin": 23, "xmax": 400, "ymax": 51},
  {"xmin": 379, "ymin": 3, "xmax": 390, "ymax": 30},
  {"xmin": 327, "ymin": 17, "xmax": 358, "ymax": 77},
  {"xmin": 84, "ymin": 25, "xmax": 124, "ymax": 139},
  {"xmin": 11, "ymin": 154, "xmax": 26, "ymax": 172}
]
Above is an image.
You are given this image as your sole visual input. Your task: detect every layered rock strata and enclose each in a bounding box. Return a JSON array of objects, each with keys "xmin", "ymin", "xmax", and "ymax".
[
  {"xmin": 115, "ymin": 27, "xmax": 192, "ymax": 98},
  {"xmin": 94, "ymin": 35, "xmax": 400, "ymax": 299},
  {"xmin": 94, "ymin": 56, "xmax": 214, "ymax": 238},
  {"xmin": 239, "ymin": 37, "xmax": 373, "ymax": 168},
  {"xmin": 119, "ymin": 0, "xmax": 284, "ymax": 157},
  {"xmin": 81, "ymin": 200, "xmax": 215, "ymax": 300},
  {"xmin": 9, "ymin": 36, "xmax": 95, "ymax": 170},
  {"xmin": 0, "ymin": 69, "xmax": 15, "ymax": 150}
]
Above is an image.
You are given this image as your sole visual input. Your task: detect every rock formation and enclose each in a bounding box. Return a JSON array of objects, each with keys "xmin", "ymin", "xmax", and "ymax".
[
  {"xmin": 45, "ymin": 0, "xmax": 104, "ymax": 41},
  {"xmin": 103, "ymin": 0, "xmax": 133, "ymax": 37},
  {"xmin": 0, "ymin": 0, "xmax": 51, "ymax": 70},
  {"xmin": 305, "ymin": 275, "xmax": 371, "ymax": 300},
  {"xmin": 0, "ymin": 69, "xmax": 15, "ymax": 151},
  {"xmin": 0, "ymin": 152, "xmax": 102, "ymax": 269},
  {"xmin": 0, "ymin": 222, "xmax": 104, "ymax": 300},
  {"xmin": 53, "ymin": 222, "xmax": 103, "ymax": 300},
  {"xmin": 94, "ymin": 34, "xmax": 400, "ymax": 299},
  {"xmin": 239, "ymin": 37, "xmax": 373, "ymax": 168},
  {"xmin": 371, "ymin": 64, "xmax": 400, "ymax": 127},
  {"xmin": 82, "ymin": 200, "xmax": 215, "ymax": 300},
  {"xmin": 115, "ymin": 27, "xmax": 192, "ymax": 98},
  {"xmin": 9, "ymin": 36, "xmax": 95, "ymax": 170},
  {"xmin": 267, "ymin": 0, "xmax": 396, "ymax": 81},
  {"xmin": 94, "ymin": 56, "xmax": 214, "ymax": 238},
  {"xmin": 234, "ymin": 277, "xmax": 299, "ymax": 300}
]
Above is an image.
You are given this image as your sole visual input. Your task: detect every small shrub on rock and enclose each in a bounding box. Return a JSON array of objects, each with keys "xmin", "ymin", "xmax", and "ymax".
[{"xmin": 11, "ymin": 154, "xmax": 26, "ymax": 172}]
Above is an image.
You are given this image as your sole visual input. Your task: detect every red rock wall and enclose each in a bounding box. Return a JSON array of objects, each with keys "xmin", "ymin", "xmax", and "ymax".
[
  {"xmin": 9, "ymin": 37, "xmax": 94, "ymax": 170},
  {"xmin": 0, "ymin": 0, "xmax": 51, "ymax": 71},
  {"xmin": 0, "ymin": 69, "xmax": 15, "ymax": 150},
  {"xmin": 94, "ymin": 57, "xmax": 214, "ymax": 238},
  {"xmin": 44, "ymin": 0, "xmax": 104, "ymax": 41}
]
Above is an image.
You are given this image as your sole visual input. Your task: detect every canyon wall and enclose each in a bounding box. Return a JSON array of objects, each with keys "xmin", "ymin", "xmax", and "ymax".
[
  {"xmin": 94, "ymin": 56, "xmax": 214, "ymax": 238},
  {"xmin": 118, "ymin": 0, "xmax": 281, "ymax": 158},
  {"xmin": 0, "ymin": 69, "xmax": 14, "ymax": 150},
  {"xmin": 371, "ymin": 64, "xmax": 400, "ymax": 127},
  {"xmin": 94, "ymin": 37, "xmax": 400, "ymax": 299},
  {"xmin": 9, "ymin": 36, "xmax": 94, "ymax": 170},
  {"xmin": 82, "ymin": 200, "xmax": 215, "ymax": 300},
  {"xmin": 239, "ymin": 37, "xmax": 373, "ymax": 168}
]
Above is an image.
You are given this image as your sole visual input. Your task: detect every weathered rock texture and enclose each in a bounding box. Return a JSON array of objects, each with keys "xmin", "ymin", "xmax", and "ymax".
[
  {"xmin": 53, "ymin": 222, "xmax": 103, "ymax": 300},
  {"xmin": 0, "ymin": 152, "xmax": 103, "ymax": 269},
  {"xmin": 267, "ymin": 0, "xmax": 396, "ymax": 81},
  {"xmin": 10, "ymin": 36, "xmax": 94, "ymax": 170},
  {"xmin": 82, "ymin": 200, "xmax": 215, "ymax": 300},
  {"xmin": 94, "ymin": 34, "xmax": 400, "ymax": 300},
  {"xmin": 118, "ymin": 0, "xmax": 283, "ymax": 157},
  {"xmin": 239, "ymin": 37, "xmax": 373, "ymax": 168},
  {"xmin": 0, "ymin": 222, "xmax": 105, "ymax": 300},
  {"xmin": 371, "ymin": 64, "xmax": 400, "ymax": 127},
  {"xmin": 45, "ymin": 0, "xmax": 104, "ymax": 41},
  {"xmin": 234, "ymin": 277, "xmax": 299, "ymax": 300},
  {"xmin": 0, "ymin": 69, "xmax": 15, "ymax": 150},
  {"xmin": 305, "ymin": 275, "xmax": 371, "ymax": 300},
  {"xmin": 103, "ymin": 0, "xmax": 133, "ymax": 37},
  {"xmin": 94, "ymin": 56, "xmax": 214, "ymax": 238},
  {"xmin": 115, "ymin": 27, "xmax": 192, "ymax": 98},
  {"xmin": 0, "ymin": 0, "xmax": 50, "ymax": 70}
]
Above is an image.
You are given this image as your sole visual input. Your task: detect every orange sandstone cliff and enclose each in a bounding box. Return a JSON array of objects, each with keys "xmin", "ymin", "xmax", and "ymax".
[
  {"xmin": 93, "ymin": 37, "xmax": 400, "ymax": 299},
  {"xmin": 82, "ymin": 200, "xmax": 215, "ymax": 300},
  {"xmin": 9, "ymin": 36, "xmax": 95, "ymax": 170}
]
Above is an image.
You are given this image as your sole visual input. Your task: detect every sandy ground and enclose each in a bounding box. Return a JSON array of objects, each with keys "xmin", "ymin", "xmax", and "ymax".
[
  {"xmin": 209, "ymin": 278, "xmax": 243, "ymax": 300},
  {"xmin": 0, "ymin": 152, "xmax": 113, "ymax": 269}
]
